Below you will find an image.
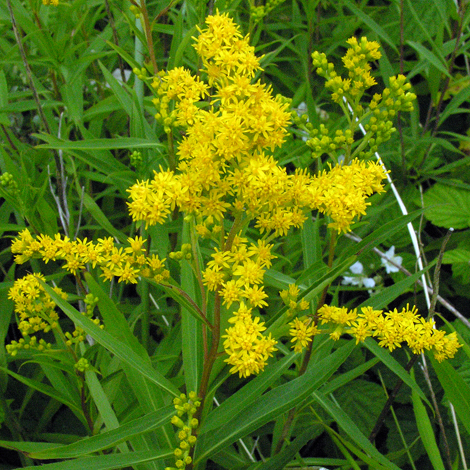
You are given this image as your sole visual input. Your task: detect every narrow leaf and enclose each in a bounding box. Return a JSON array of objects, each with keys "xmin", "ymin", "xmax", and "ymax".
[{"xmin": 412, "ymin": 388, "xmax": 445, "ymax": 470}]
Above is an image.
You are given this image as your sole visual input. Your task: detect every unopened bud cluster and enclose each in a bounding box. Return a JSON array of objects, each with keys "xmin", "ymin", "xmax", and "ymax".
[
  {"xmin": 309, "ymin": 37, "xmax": 416, "ymax": 159},
  {"xmin": 169, "ymin": 244, "xmax": 192, "ymax": 261},
  {"xmin": 65, "ymin": 294, "xmax": 102, "ymax": 347},
  {"xmin": 129, "ymin": 4, "xmax": 141, "ymax": 18},
  {"xmin": 166, "ymin": 392, "xmax": 200, "ymax": 470},
  {"xmin": 133, "ymin": 67, "xmax": 148, "ymax": 81},
  {"xmin": 151, "ymin": 71, "xmax": 178, "ymax": 133},
  {"xmin": 280, "ymin": 284, "xmax": 309, "ymax": 317},
  {"xmin": 74, "ymin": 357, "xmax": 90, "ymax": 373},
  {"xmin": 0, "ymin": 172, "xmax": 19, "ymax": 195},
  {"xmin": 250, "ymin": 0, "xmax": 286, "ymax": 24},
  {"xmin": 130, "ymin": 150, "xmax": 143, "ymax": 168}
]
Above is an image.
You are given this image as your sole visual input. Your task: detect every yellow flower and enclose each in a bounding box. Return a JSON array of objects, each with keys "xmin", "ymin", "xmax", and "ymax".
[
  {"xmin": 289, "ymin": 317, "xmax": 319, "ymax": 353},
  {"xmin": 223, "ymin": 312, "xmax": 277, "ymax": 378}
]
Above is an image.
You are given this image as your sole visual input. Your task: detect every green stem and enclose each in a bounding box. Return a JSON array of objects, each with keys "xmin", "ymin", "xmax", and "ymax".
[
  {"xmin": 138, "ymin": 0, "xmax": 158, "ymax": 75},
  {"xmin": 141, "ymin": 228, "xmax": 150, "ymax": 350}
]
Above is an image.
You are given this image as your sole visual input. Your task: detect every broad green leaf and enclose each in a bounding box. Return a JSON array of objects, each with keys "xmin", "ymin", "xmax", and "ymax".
[
  {"xmin": 412, "ymin": 388, "xmax": 445, "ymax": 470},
  {"xmin": 335, "ymin": 379, "xmax": 386, "ymax": 436},
  {"xmin": 195, "ymin": 341, "xmax": 355, "ymax": 463},
  {"xmin": 442, "ymin": 248, "xmax": 470, "ymax": 284},
  {"xmin": 423, "ymin": 184, "xmax": 470, "ymax": 229}
]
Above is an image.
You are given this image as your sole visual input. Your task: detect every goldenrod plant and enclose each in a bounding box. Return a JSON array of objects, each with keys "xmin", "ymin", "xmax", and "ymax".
[{"xmin": 1, "ymin": 1, "xmax": 470, "ymax": 469}]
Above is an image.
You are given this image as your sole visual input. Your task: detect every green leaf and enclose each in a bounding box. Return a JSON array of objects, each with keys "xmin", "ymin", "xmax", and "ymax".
[
  {"xmin": 195, "ymin": 341, "xmax": 355, "ymax": 463},
  {"xmin": 438, "ymin": 81, "xmax": 470, "ymax": 126},
  {"xmin": 201, "ymin": 351, "xmax": 298, "ymax": 435},
  {"xmin": 0, "ymin": 368, "xmax": 82, "ymax": 416},
  {"xmin": 82, "ymin": 193, "xmax": 127, "ymax": 243},
  {"xmin": 334, "ymin": 379, "xmax": 386, "ymax": 436},
  {"xmin": 180, "ymin": 221, "xmax": 203, "ymax": 393},
  {"xmin": 359, "ymin": 260, "xmax": 434, "ymax": 310},
  {"xmin": 339, "ymin": 210, "xmax": 424, "ymax": 263},
  {"xmin": 26, "ymin": 406, "xmax": 175, "ymax": 459},
  {"xmin": 362, "ymin": 339, "xmax": 431, "ymax": 408},
  {"xmin": 407, "ymin": 41, "xmax": 452, "ymax": 79},
  {"xmin": 40, "ymin": 281, "xmax": 179, "ymax": 398},
  {"xmin": 258, "ymin": 426, "xmax": 314, "ymax": 470},
  {"xmin": 37, "ymin": 137, "xmax": 164, "ymax": 150},
  {"xmin": 18, "ymin": 449, "xmax": 173, "ymax": 470},
  {"xmin": 431, "ymin": 357, "xmax": 470, "ymax": 437},
  {"xmin": 343, "ymin": 0, "xmax": 398, "ymax": 52},
  {"xmin": 423, "ymin": 184, "xmax": 470, "ymax": 229},
  {"xmin": 442, "ymin": 248, "xmax": 470, "ymax": 284},
  {"xmin": 313, "ymin": 391, "xmax": 402, "ymax": 470},
  {"xmin": 411, "ymin": 388, "xmax": 445, "ymax": 470}
]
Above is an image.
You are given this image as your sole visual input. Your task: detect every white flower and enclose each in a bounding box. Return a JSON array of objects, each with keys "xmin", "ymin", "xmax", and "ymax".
[
  {"xmin": 342, "ymin": 261, "xmax": 375, "ymax": 289},
  {"xmin": 350, "ymin": 261, "xmax": 364, "ymax": 274},
  {"xmin": 381, "ymin": 246, "xmax": 403, "ymax": 274}
]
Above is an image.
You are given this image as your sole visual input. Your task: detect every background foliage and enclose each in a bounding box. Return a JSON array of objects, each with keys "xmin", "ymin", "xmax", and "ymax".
[{"xmin": 1, "ymin": 0, "xmax": 470, "ymax": 469}]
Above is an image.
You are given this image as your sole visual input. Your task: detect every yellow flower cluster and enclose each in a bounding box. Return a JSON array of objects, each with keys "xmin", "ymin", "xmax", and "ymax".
[
  {"xmin": 128, "ymin": 18, "xmax": 389, "ymax": 239},
  {"xmin": 167, "ymin": 392, "xmax": 200, "ymax": 470},
  {"xmin": 289, "ymin": 317, "xmax": 319, "ymax": 353},
  {"xmin": 318, "ymin": 304, "xmax": 461, "ymax": 362},
  {"xmin": 7, "ymin": 274, "xmax": 64, "ymax": 335},
  {"xmin": 223, "ymin": 304, "xmax": 277, "ymax": 378},
  {"xmin": 6, "ymin": 273, "xmax": 102, "ymax": 356},
  {"xmin": 6, "ymin": 273, "xmax": 65, "ymax": 356},
  {"xmin": 203, "ymin": 236, "xmax": 275, "ymax": 307},
  {"xmin": 310, "ymin": 158, "xmax": 386, "ymax": 233},
  {"xmin": 10, "ymin": 229, "xmax": 169, "ymax": 284},
  {"xmin": 42, "ymin": 0, "xmax": 59, "ymax": 5},
  {"xmin": 202, "ymin": 235, "xmax": 278, "ymax": 377}
]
